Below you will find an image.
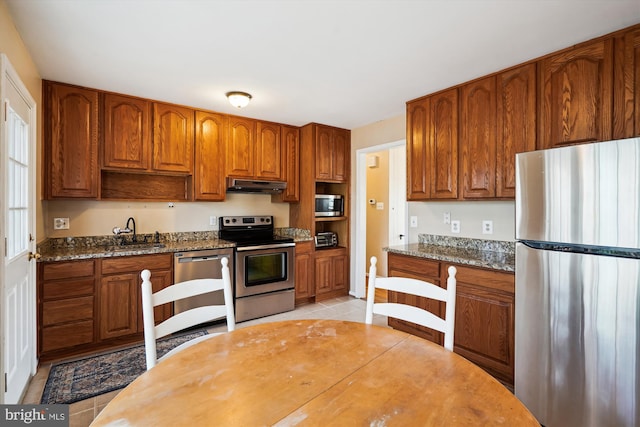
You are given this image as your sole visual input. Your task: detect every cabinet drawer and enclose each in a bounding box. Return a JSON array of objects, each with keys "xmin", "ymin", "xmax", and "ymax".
[
  {"xmin": 42, "ymin": 278, "xmax": 94, "ymax": 300},
  {"xmin": 42, "ymin": 320, "xmax": 94, "ymax": 352},
  {"xmin": 101, "ymin": 253, "xmax": 172, "ymax": 275},
  {"xmin": 42, "ymin": 260, "xmax": 95, "ymax": 281},
  {"xmin": 42, "ymin": 296, "xmax": 94, "ymax": 326},
  {"xmin": 453, "ymin": 265, "xmax": 514, "ymax": 294},
  {"xmin": 388, "ymin": 253, "xmax": 440, "ymax": 279}
]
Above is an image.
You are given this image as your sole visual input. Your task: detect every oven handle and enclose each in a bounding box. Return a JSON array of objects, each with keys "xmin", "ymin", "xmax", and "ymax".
[{"xmin": 236, "ymin": 243, "xmax": 296, "ymax": 252}]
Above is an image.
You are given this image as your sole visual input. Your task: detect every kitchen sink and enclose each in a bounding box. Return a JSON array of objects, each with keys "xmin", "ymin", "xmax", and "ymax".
[{"xmin": 102, "ymin": 243, "xmax": 166, "ymax": 252}]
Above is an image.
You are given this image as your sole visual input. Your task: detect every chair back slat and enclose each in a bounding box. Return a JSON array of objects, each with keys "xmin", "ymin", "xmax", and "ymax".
[
  {"xmin": 152, "ymin": 278, "xmax": 224, "ymax": 307},
  {"xmin": 372, "ymin": 302, "xmax": 447, "ymax": 332},
  {"xmin": 154, "ymin": 306, "xmax": 230, "ymax": 339},
  {"xmin": 141, "ymin": 257, "xmax": 235, "ymax": 370},
  {"xmin": 365, "ymin": 256, "xmax": 457, "ymax": 351}
]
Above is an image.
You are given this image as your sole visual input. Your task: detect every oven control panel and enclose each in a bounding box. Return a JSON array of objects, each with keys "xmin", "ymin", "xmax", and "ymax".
[{"xmin": 220, "ymin": 215, "xmax": 272, "ymax": 227}]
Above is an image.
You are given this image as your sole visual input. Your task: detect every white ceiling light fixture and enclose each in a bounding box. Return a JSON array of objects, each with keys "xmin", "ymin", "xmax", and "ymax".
[{"xmin": 226, "ymin": 91, "xmax": 252, "ymax": 108}]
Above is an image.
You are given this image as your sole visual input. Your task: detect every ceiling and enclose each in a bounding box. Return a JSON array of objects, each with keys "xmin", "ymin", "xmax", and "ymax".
[{"xmin": 6, "ymin": 0, "xmax": 640, "ymax": 130}]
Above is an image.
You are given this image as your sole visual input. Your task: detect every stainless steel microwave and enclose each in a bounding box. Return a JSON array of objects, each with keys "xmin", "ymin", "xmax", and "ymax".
[{"xmin": 315, "ymin": 194, "xmax": 344, "ymax": 217}]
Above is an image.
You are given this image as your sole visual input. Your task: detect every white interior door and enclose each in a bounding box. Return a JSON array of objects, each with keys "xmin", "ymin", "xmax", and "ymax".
[
  {"xmin": 388, "ymin": 145, "xmax": 407, "ymax": 246},
  {"xmin": 1, "ymin": 54, "xmax": 37, "ymax": 404}
]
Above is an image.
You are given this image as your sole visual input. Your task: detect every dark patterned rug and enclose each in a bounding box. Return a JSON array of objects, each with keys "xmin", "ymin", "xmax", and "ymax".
[{"xmin": 40, "ymin": 330, "xmax": 207, "ymax": 404}]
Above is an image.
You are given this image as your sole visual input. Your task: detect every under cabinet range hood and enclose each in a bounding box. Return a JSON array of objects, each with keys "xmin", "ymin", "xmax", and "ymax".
[{"xmin": 226, "ymin": 177, "xmax": 287, "ymax": 194}]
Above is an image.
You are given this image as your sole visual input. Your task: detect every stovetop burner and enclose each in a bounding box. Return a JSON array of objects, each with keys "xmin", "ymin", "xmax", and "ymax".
[{"xmin": 219, "ymin": 215, "xmax": 294, "ymax": 246}]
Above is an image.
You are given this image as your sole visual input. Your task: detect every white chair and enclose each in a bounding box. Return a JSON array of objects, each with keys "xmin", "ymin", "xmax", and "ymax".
[
  {"xmin": 365, "ymin": 256, "xmax": 457, "ymax": 350},
  {"xmin": 141, "ymin": 257, "xmax": 235, "ymax": 370}
]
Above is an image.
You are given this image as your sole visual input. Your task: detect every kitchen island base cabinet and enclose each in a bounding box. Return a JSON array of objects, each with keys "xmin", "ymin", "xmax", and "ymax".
[
  {"xmin": 38, "ymin": 254, "xmax": 173, "ymax": 361},
  {"xmin": 387, "ymin": 253, "xmax": 515, "ymax": 386}
]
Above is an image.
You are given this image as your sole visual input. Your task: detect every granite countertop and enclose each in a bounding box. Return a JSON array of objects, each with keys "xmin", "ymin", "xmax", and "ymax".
[
  {"xmin": 38, "ymin": 228, "xmax": 313, "ymax": 262},
  {"xmin": 384, "ymin": 235, "xmax": 515, "ymax": 272}
]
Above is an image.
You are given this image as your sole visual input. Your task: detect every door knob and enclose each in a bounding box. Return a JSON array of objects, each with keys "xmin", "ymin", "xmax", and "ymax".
[
  {"xmin": 28, "ymin": 252, "xmax": 41, "ymax": 261},
  {"xmin": 399, "ymin": 234, "xmax": 405, "ymax": 240}
]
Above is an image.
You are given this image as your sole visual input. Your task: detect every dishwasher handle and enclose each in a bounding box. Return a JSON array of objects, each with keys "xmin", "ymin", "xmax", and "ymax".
[{"xmin": 177, "ymin": 255, "xmax": 223, "ymax": 263}]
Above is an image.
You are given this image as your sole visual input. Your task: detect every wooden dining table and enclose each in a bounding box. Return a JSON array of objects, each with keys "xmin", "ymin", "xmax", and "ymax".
[{"xmin": 90, "ymin": 319, "xmax": 539, "ymax": 426}]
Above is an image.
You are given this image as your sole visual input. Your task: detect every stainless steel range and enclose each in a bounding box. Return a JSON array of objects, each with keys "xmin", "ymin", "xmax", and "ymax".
[{"xmin": 219, "ymin": 215, "xmax": 295, "ymax": 322}]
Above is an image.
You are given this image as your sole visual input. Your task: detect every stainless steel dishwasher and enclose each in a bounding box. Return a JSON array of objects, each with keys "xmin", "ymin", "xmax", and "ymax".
[{"xmin": 173, "ymin": 248, "xmax": 234, "ymax": 314}]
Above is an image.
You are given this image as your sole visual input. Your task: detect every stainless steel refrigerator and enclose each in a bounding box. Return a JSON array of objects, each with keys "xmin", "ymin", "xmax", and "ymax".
[{"xmin": 515, "ymin": 137, "xmax": 639, "ymax": 427}]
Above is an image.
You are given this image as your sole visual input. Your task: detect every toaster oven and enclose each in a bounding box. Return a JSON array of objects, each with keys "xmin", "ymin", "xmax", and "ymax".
[{"xmin": 315, "ymin": 232, "xmax": 338, "ymax": 248}]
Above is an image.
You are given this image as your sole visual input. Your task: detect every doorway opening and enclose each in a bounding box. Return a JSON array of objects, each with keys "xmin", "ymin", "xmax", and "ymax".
[{"xmin": 352, "ymin": 140, "xmax": 406, "ymax": 299}]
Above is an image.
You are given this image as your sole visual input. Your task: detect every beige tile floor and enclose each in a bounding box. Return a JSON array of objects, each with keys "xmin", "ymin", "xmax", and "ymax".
[{"xmin": 22, "ymin": 295, "xmax": 388, "ymax": 427}]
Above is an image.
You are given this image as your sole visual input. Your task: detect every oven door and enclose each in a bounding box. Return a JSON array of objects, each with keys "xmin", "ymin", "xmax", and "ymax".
[{"xmin": 235, "ymin": 243, "xmax": 295, "ymax": 298}]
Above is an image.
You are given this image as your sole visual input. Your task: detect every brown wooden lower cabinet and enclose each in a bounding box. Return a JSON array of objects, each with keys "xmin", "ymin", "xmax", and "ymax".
[
  {"xmin": 294, "ymin": 241, "xmax": 314, "ymax": 304},
  {"xmin": 39, "ymin": 260, "xmax": 97, "ymax": 355},
  {"xmin": 38, "ymin": 253, "xmax": 173, "ymax": 361},
  {"xmin": 387, "ymin": 252, "xmax": 515, "ymax": 386},
  {"xmin": 314, "ymin": 247, "xmax": 348, "ymax": 301},
  {"xmin": 99, "ymin": 273, "xmax": 139, "ymax": 340}
]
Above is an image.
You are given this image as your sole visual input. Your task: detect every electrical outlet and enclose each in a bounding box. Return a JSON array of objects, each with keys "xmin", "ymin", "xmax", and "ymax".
[
  {"xmin": 209, "ymin": 216, "xmax": 217, "ymax": 226},
  {"xmin": 54, "ymin": 217, "xmax": 69, "ymax": 230},
  {"xmin": 376, "ymin": 202, "xmax": 384, "ymax": 210},
  {"xmin": 443, "ymin": 212, "xmax": 451, "ymax": 224},
  {"xmin": 410, "ymin": 216, "xmax": 418, "ymax": 228},
  {"xmin": 451, "ymin": 220, "xmax": 460, "ymax": 234},
  {"xmin": 482, "ymin": 220, "xmax": 493, "ymax": 235}
]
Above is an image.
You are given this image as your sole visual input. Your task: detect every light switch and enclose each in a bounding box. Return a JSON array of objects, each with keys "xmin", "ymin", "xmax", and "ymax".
[
  {"xmin": 443, "ymin": 212, "xmax": 451, "ymax": 224},
  {"xmin": 376, "ymin": 202, "xmax": 384, "ymax": 210},
  {"xmin": 410, "ymin": 216, "xmax": 418, "ymax": 228}
]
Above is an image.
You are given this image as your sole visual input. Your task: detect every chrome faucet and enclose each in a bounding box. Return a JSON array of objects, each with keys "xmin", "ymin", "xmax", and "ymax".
[{"xmin": 112, "ymin": 217, "xmax": 137, "ymax": 243}]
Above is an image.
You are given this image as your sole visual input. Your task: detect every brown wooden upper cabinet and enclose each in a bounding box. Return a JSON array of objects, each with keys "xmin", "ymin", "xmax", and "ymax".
[
  {"xmin": 495, "ymin": 64, "xmax": 537, "ymax": 198},
  {"xmin": 102, "ymin": 93, "xmax": 152, "ymax": 171},
  {"xmin": 314, "ymin": 124, "xmax": 349, "ymax": 182},
  {"xmin": 152, "ymin": 102, "xmax": 194, "ymax": 174},
  {"xmin": 279, "ymin": 125, "xmax": 300, "ymax": 202},
  {"xmin": 460, "ymin": 77, "xmax": 497, "ymax": 199},
  {"xmin": 44, "ymin": 80, "xmax": 303, "ymax": 202},
  {"xmin": 226, "ymin": 116, "xmax": 284, "ymax": 180},
  {"xmin": 408, "ymin": 64, "xmax": 536, "ymax": 201},
  {"xmin": 406, "ymin": 88, "xmax": 458, "ymax": 200},
  {"xmin": 631, "ymin": 28, "xmax": 640, "ymax": 138},
  {"xmin": 617, "ymin": 26, "xmax": 640, "ymax": 139},
  {"xmin": 44, "ymin": 81, "xmax": 99, "ymax": 198},
  {"xmin": 226, "ymin": 116, "xmax": 255, "ymax": 177},
  {"xmin": 256, "ymin": 121, "xmax": 283, "ymax": 180},
  {"xmin": 459, "ymin": 64, "xmax": 536, "ymax": 199},
  {"xmin": 194, "ymin": 111, "xmax": 227, "ymax": 201},
  {"xmin": 406, "ymin": 24, "xmax": 640, "ymax": 201},
  {"xmin": 539, "ymin": 38, "xmax": 614, "ymax": 149}
]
